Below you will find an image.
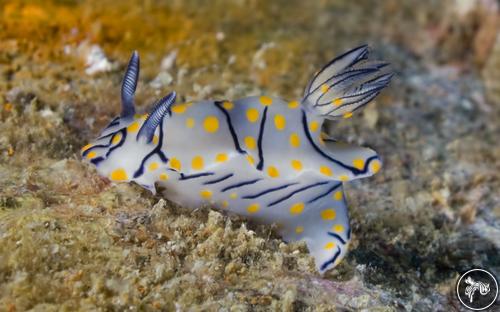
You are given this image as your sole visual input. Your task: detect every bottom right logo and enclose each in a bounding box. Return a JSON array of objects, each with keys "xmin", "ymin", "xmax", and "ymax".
[{"xmin": 456, "ymin": 268, "xmax": 498, "ymax": 310}]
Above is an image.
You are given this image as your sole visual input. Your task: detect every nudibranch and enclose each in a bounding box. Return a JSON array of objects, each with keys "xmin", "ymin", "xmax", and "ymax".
[{"xmin": 81, "ymin": 45, "xmax": 392, "ymax": 274}]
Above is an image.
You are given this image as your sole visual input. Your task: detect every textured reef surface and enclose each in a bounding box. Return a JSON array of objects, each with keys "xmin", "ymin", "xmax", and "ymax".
[{"xmin": 0, "ymin": 0, "xmax": 499, "ymax": 311}]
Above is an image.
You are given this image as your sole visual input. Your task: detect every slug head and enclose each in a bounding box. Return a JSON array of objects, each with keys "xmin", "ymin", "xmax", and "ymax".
[{"xmin": 81, "ymin": 51, "xmax": 176, "ymax": 192}]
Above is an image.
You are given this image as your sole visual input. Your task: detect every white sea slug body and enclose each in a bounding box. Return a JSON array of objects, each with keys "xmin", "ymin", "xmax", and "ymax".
[{"xmin": 82, "ymin": 45, "xmax": 392, "ymax": 274}]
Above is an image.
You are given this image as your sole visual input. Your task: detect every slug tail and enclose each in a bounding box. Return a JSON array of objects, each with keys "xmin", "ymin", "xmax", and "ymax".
[{"xmin": 277, "ymin": 182, "xmax": 352, "ymax": 274}]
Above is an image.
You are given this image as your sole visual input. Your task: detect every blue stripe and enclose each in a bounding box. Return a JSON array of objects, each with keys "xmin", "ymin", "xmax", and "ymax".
[
  {"xmin": 90, "ymin": 156, "xmax": 105, "ymax": 165},
  {"xmin": 222, "ymin": 179, "xmax": 261, "ymax": 192},
  {"xmin": 268, "ymin": 181, "xmax": 329, "ymax": 207},
  {"xmin": 104, "ymin": 117, "xmax": 120, "ymax": 129},
  {"xmin": 308, "ymin": 182, "xmax": 341, "ymax": 203},
  {"xmin": 345, "ymin": 92, "xmax": 382, "ymax": 116},
  {"xmin": 256, "ymin": 106, "xmax": 268, "ymax": 170},
  {"xmin": 302, "ymin": 111, "xmax": 367, "ymax": 175},
  {"xmin": 180, "ymin": 172, "xmax": 215, "ymax": 180},
  {"xmin": 105, "ymin": 129, "xmax": 127, "ymax": 157},
  {"xmin": 320, "ymin": 247, "xmax": 341, "ymax": 271},
  {"xmin": 323, "ymin": 90, "xmax": 379, "ymax": 116},
  {"xmin": 311, "ymin": 68, "xmax": 376, "ymax": 98},
  {"xmin": 316, "ymin": 84, "xmax": 384, "ymax": 107},
  {"xmin": 242, "ymin": 183, "xmax": 298, "ymax": 199},
  {"xmin": 305, "ymin": 45, "xmax": 368, "ymax": 96},
  {"xmin": 82, "ymin": 143, "xmax": 110, "ymax": 156},
  {"xmin": 133, "ymin": 123, "xmax": 168, "ymax": 178},
  {"xmin": 95, "ymin": 131, "xmax": 117, "ymax": 141},
  {"xmin": 82, "ymin": 128, "xmax": 127, "ymax": 158},
  {"xmin": 203, "ymin": 173, "xmax": 234, "ymax": 185},
  {"xmin": 214, "ymin": 101, "xmax": 245, "ymax": 154},
  {"xmin": 315, "ymin": 69, "xmax": 378, "ymax": 105},
  {"xmin": 327, "ymin": 231, "xmax": 346, "ymax": 245}
]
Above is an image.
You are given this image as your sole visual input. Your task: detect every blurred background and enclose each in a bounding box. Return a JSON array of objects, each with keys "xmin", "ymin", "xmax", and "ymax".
[{"xmin": 0, "ymin": 0, "xmax": 498, "ymax": 310}]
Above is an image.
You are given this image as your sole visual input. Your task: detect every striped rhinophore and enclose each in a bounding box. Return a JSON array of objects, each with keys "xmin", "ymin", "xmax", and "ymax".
[{"xmin": 81, "ymin": 46, "xmax": 392, "ymax": 274}]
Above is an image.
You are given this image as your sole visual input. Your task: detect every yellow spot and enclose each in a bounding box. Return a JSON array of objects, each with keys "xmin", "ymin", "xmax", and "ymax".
[
  {"xmin": 244, "ymin": 136, "xmax": 256, "ymax": 149},
  {"xmin": 321, "ymin": 84, "xmax": 330, "ymax": 93},
  {"xmin": 309, "ymin": 121, "xmax": 319, "ymax": 132},
  {"xmin": 186, "ymin": 118, "xmax": 195, "ymax": 128},
  {"xmin": 4, "ymin": 103, "xmax": 13, "ymax": 112},
  {"xmin": 353, "ymin": 158, "xmax": 365, "ymax": 170},
  {"xmin": 222, "ymin": 101, "xmax": 234, "ymax": 110},
  {"xmin": 127, "ymin": 121, "xmax": 140, "ymax": 133},
  {"xmin": 332, "ymin": 98, "xmax": 343, "ymax": 106},
  {"xmin": 222, "ymin": 200, "xmax": 229, "ymax": 208},
  {"xmin": 295, "ymin": 226, "xmax": 304, "ymax": 234},
  {"xmin": 159, "ymin": 173, "xmax": 169, "ymax": 181},
  {"xmin": 339, "ymin": 175, "xmax": 349, "ymax": 181},
  {"xmin": 81, "ymin": 144, "xmax": 92, "ymax": 152},
  {"xmin": 370, "ymin": 159, "xmax": 381, "ymax": 173},
  {"xmin": 112, "ymin": 133, "xmax": 122, "ymax": 144},
  {"xmin": 274, "ymin": 114, "xmax": 286, "ymax": 130},
  {"xmin": 290, "ymin": 202, "xmax": 305, "ymax": 215},
  {"xmin": 332, "ymin": 224, "xmax": 344, "ymax": 233},
  {"xmin": 321, "ymin": 209, "xmax": 336, "ymax": 220},
  {"xmin": 203, "ymin": 116, "xmax": 219, "ymax": 133},
  {"xmin": 229, "ymin": 193, "xmax": 238, "ymax": 199},
  {"xmin": 267, "ymin": 166, "xmax": 279, "ymax": 178},
  {"xmin": 289, "ymin": 133, "xmax": 300, "ymax": 148},
  {"xmin": 110, "ymin": 168, "xmax": 128, "ymax": 181},
  {"xmin": 247, "ymin": 203, "xmax": 260, "ymax": 214},
  {"xmin": 259, "ymin": 96, "xmax": 273, "ymax": 106},
  {"xmin": 152, "ymin": 135, "xmax": 159, "ymax": 145},
  {"xmin": 246, "ymin": 108, "xmax": 259, "ymax": 123},
  {"xmin": 343, "ymin": 112, "xmax": 353, "ymax": 119},
  {"xmin": 86, "ymin": 151, "xmax": 97, "ymax": 159},
  {"xmin": 215, "ymin": 153, "xmax": 228, "ymax": 163},
  {"xmin": 246, "ymin": 154, "xmax": 255, "ymax": 165},
  {"xmin": 148, "ymin": 162, "xmax": 159, "ymax": 171},
  {"xmin": 320, "ymin": 166, "xmax": 333, "ymax": 177},
  {"xmin": 171, "ymin": 103, "xmax": 187, "ymax": 114},
  {"xmin": 7, "ymin": 146, "xmax": 14, "ymax": 156},
  {"xmin": 191, "ymin": 156, "xmax": 204, "ymax": 170},
  {"xmin": 291, "ymin": 160, "xmax": 302, "ymax": 171},
  {"xmin": 200, "ymin": 190, "xmax": 212, "ymax": 200},
  {"xmin": 333, "ymin": 191, "xmax": 343, "ymax": 201},
  {"xmin": 324, "ymin": 242, "xmax": 336, "ymax": 250},
  {"xmin": 169, "ymin": 157, "xmax": 181, "ymax": 171},
  {"xmin": 288, "ymin": 101, "xmax": 299, "ymax": 109}
]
